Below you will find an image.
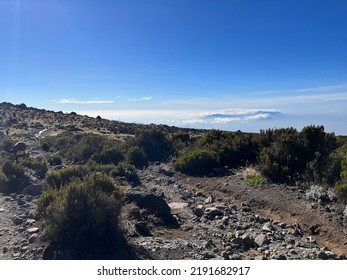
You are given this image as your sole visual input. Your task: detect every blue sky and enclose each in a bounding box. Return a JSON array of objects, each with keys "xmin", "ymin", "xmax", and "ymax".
[{"xmin": 1, "ymin": 0, "xmax": 347, "ymax": 134}]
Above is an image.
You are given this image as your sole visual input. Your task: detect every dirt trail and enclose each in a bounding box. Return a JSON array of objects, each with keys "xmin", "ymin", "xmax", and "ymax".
[{"xmin": 181, "ymin": 174, "xmax": 347, "ymax": 256}]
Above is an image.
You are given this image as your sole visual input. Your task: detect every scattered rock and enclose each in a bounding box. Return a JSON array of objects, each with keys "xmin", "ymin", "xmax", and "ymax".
[{"xmin": 26, "ymin": 227, "xmax": 39, "ymax": 234}]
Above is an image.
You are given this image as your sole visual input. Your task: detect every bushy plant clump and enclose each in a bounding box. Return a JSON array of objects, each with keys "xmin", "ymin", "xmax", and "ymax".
[
  {"xmin": 21, "ymin": 158, "xmax": 48, "ymax": 179},
  {"xmin": 125, "ymin": 128, "xmax": 174, "ymax": 167},
  {"xmin": 174, "ymin": 149, "xmax": 219, "ymax": 176},
  {"xmin": 38, "ymin": 172, "xmax": 124, "ymax": 259},
  {"xmin": 0, "ymin": 160, "xmax": 28, "ymax": 193},
  {"xmin": 45, "ymin": 166, "xmax": 88, "ymax": 189},
  {"xmin": 259, "ymin": 126, "xmax": 338, "ymax": 184}
]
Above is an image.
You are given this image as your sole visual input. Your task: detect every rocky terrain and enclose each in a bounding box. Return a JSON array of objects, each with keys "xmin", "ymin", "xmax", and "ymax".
[{"xmin": 1, "ymin": 102, "xmax": 347, "ymax": 260}]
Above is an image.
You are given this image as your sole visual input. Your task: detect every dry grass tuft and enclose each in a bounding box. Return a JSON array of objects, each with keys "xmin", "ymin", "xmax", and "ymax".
[{"xmin": 241, "ymin": 166, "xmax": 261, "ymax": 179}]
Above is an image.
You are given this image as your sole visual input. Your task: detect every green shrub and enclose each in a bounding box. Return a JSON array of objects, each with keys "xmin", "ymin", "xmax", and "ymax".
[
  {"xmin": 245, "ymin": 176, "xmax": 267, "ymax": 188},
  {"xmin": 133, "ymin": 128, "xmax": 174, "ymax": 163},
  {"xmin": 38, "ymin": 173, "xmax": 123, "ymax": 259},
  {"xmin": 91, "ymin": 146, "xmax": 123, "ymax": 165},
  {"xmin": 126, "ymin": 146, "xmax": 147, "ymax": 168},
  {"xmin": 334, "ymin": 183, "xmax": 347, "ymax": 202},
  {"xmin": 2, "ymin": 160, "xmax": 25, "ymax": 179},
  {"xmin": 174, "ymin": 149, "xmax": 219, "ymax": 176},
  {"xmin": 21, "ymin": 158, "xmax": 48, "ymax": 179},
  {"xmin": 46, "ymin": 166, "xmax": 88, "ymax": 189},
  {"xmin": 48, "ymin": 154, "xmax": 63, "ymax": 166},
  {"xmin": 1, "ymin": 160, "xmax": 29, "ymax": 193}
]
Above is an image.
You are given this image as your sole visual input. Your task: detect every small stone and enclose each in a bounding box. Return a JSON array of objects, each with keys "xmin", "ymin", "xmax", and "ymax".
[
  {"xmin": 17, "ymin": 198, "xmax": 26, "ymax": 205},
  {"xmin": 4, "ymin": 197, "xmax": 11, "ymax": 201},
  {"xmin": 26, "ymin": 219, "xmax": 36, "ymax": 225},
  {"xmin": 222, "ymin": 251, "xmax": 230, "ymax": 260},
  {"xmin": 3, "ymin": 247, "xmax": 8, "ymax": 254},
  {"xmin": 318, "ymin": 251, "xmax": 329, "ymax": 260},
  {"xmin": 26, "ymin": 227, "xmax": 39, "ymax": 234},
  {"xmin": 13, "ymin": 216, "xmax": 24, "ymax": 225},
  {"xmin": 255, "ymin": 234, "xmax": 268, "ymax": 246},
  {"xmin": 193, "ymin": 205, "xmax": 205, "ymax": 217},
  {"xmin": 28, "ymin": 233, "xmax": 38, "ymax": 243},
  {"xmin": 205, "ymin": 207, "xmax": 223, "ymax": 217},
  {"xmin": 205, "ymin": 196, "xmax": 214, "ymax": 204},
  {"xmin": 20, "ymin": 246, "xmax": 29, "ymax": 252},
  {"xmin": 262, "ymin": 222, "xmax": 274, "ymax": 232},
  {"xmin": 232, "ymin": 237, "xmax": 244, "ymax": 245}
]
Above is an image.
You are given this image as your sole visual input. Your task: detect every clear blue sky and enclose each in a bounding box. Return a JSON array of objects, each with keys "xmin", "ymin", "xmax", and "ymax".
[{"xmin": 1, "ymin": 0, "xmax": 347, "ymax": 134}]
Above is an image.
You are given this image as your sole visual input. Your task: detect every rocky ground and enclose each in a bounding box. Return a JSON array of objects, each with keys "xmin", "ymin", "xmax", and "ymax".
[
  {"xmin": 0, "ymin": 193, "xmax": 48, "ymax": 260},
  {"xmin": 122, "ymin": 164, "xmax": 347, "ymax": 260}
]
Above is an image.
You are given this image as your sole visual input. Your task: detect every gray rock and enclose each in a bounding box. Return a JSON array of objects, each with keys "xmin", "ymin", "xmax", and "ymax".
[
  {"xmin": 318, "ymin": 251, "xmax": 329, "ymax": 260},
  {"xmin": 28, "ymin": 233, "xmax": 38, "ymax": 243},
  {"xmin": 343, "ymin": 205, "xmax": 347, "ymax": 220},
  {"xmin": 13, "ymin": 216, "xmax": 24, "ymax": 225},
  {"xmin": 159, "ymin": 167, "xmax": 175, "ymax": 177},
  {"xmin": 125, "ymin": 188, "xmax": 177, "ymax": 226},
  {"xmin": 23, "ymin": 184, "xmax": 44, "ymax": 196},
  {"xmin": 193, "ymin": 205, "xmax": 205, "ymax": 217},
  {"xmin": 255, "ymin": 234, "xmax": 268, "ymax": 246},
  {"xmin": 205, "ymin": 196, "xmax": 214, "ymax": 204},
  {"xmin": 205, "ymin": 207, "xmax": 223, "ymax": 217},
  {"xmin": 135, "ymin": 222, "xmax": 151, "ymax": 237},
  {"xmin": 241, "ymin": 233, "xmax": 255, "ymax": 245},
  {"xmin": 26, "ymin": 227, "xmax": 39, "ymax": 234},
  {"xmin": 262, "ymin": 222, "xmax": 274, "ymax": 232},
  {"xmin": 232, "ymin": 237, "xmax": 244, "ymax": 245}
]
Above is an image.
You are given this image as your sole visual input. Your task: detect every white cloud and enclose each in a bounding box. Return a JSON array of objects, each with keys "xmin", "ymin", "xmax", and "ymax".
[
  {"xmin": 128, "ymin": 96, "xmax": 153, "ymax": 102},
  {"xmin": 52, "ymin": 99, "xmax": 115, "ymax": 104},
  {"xmin": 295, "ymin": 84, "xmax": 347, "ymax": 93},
  {"xmin": 245, "ymin": 113, "xmax": 271, "ymax": 120},
  {"xmin": 211, "ymin": 117, "xmax": 242, "ymax": 123}
]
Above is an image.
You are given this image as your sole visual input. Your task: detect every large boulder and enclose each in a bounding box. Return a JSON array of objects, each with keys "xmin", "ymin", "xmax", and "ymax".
[
  {"xmin": 125, "ymin": 188, "xmax": 177, "ymax": 227},
  {"xmin": 12, "ymin": 142, "xmax": 26, "ymax": 152},
  {"xmin": 22, "ymin": 184, "xmax": 44, "ymax": 196}
]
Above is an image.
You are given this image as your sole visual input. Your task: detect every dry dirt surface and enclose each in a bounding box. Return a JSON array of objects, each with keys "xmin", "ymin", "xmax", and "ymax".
[
  {"xmin": 183, "ymin": 173, "xmax": 347, "ymax": 256},
  {"xmin": 127, "ymin": 164, "xmax": 347, "ymax": 260}
]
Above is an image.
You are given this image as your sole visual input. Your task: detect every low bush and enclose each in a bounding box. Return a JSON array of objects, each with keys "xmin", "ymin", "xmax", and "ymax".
[
  {"xmin": 21, "ymin": 158, "xmax": 48, "ymax": 179},
  {"xmin": 174, "ymin": 149, "xmax": 219, "ymax": 176},
  {"xmin": 38, "ymin": 173, "xmax": 123, "ymax": 259},
  {"xmin": 126, "ymin": 146, "xmax": 147, "ymax": 168},
  {"xmin": 334, "ymin": 183, "xmax": 347, "ymax": 203},
  {"xmin": 45, "ymin": 166, "xmax": 88, "ymax": 189},
  {"xmin": 245, "ymin": 176, "xmax": 267, "ymax": 188},
  {"xmin": 48, "ymin": 154, "xmax": 63, "ymax": 166}
]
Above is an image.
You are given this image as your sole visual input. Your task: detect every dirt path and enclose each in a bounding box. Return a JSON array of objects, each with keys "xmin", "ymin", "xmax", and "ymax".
[{"xmin": 180, "ymin": 173, "xmax": 347, "ymax": 256}]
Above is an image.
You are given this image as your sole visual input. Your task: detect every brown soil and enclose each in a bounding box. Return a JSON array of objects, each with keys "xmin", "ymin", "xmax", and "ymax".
[{"xmin": 180, "ymin": 173, "xmax": 347, "ymax": 256}]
